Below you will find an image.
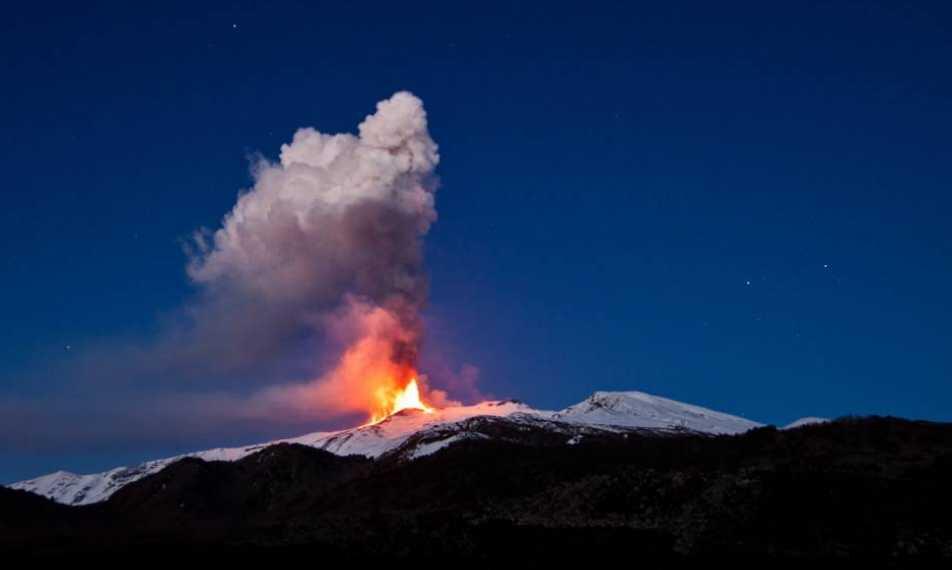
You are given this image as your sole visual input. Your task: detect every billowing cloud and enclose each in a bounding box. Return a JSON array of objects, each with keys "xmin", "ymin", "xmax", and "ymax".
[
  {"xmin": 178, "ymin": 90, "xmax": 441, "ymax": 412},
  {"xmin": 1, "ymin": 92, "xmax": 473, "ymax": 456}
]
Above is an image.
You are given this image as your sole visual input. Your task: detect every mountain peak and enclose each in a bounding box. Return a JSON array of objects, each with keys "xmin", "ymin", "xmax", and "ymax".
[{"xmin": 554, "ymin": 390, "xmax": 762, "ymax": 434}]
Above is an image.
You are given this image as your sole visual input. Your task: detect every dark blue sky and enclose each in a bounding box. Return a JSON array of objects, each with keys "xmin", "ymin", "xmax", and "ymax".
[{"xmin": 2, "ymin": 1, "xmax": 951, "ymax": 481}]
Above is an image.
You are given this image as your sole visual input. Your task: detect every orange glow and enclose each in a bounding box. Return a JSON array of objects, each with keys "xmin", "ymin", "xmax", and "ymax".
[
  {"xmin": 286, "ymin": 299, "xmax": 447, "ymax": 425},
  {"xmin": 370, "ymin": 376, "xmax": 434, "ymax": 423}
]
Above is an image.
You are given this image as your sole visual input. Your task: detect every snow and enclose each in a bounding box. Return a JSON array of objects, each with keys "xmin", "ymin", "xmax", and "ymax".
[
  {"xmin": 285, "ymin": 399, "xmax": 536, "ymax": 458},
  {"xmin": 408, "ymin": 432, "xmax": 488, "ymax": 459},
  {"xmin": 783, "ymin": 417, "xmax": 830, "ymax": 429},
  {"xmin": 8, "ymin": 390, "xmax": 774, "ymax": 506},
  {"xmin": 8, "ymin": 399, "xmax": 538, "ymax": 505},
  {"xmin": 553, "ymin": 391, "xmax": 762, "ymax": 434}
]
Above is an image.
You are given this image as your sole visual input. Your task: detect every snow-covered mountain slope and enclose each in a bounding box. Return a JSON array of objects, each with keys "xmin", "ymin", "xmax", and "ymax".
[
  {"xmin": 9, "ymin": 391, "xmax": 763, "ymax": 506},
  {"xmin": 8, "ymin": 400, "xmax": 537, "ymax": 505},
  {"xmin": 553, "ymin": 391, "xmax": 762, "ymax": 434}
]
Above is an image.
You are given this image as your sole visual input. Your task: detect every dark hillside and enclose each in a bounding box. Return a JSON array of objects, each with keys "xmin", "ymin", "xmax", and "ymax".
[{"xmin": 3, "ymin": 417, "xmax": 952, "ymax": 562}]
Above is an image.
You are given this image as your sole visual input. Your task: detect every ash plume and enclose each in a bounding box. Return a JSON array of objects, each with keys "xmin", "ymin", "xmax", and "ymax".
[
  {"xmin": 178, "ymin": 90, "xmax": 443, "ymax": 417},
  {"xmin": 0, "ymin": 92, "xmax": 457, "ymax": 452},
  {"xmin": 189, "ymin": 91, "xmax": 437, "ymax": 331}
]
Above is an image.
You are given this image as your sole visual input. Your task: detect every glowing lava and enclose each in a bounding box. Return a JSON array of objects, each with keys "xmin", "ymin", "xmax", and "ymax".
[{"xmin": 371, "ymin": 377, "xmax": 434, "ymax": 423}]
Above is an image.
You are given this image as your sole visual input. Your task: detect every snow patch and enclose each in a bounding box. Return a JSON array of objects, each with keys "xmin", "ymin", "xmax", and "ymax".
[
  {"xmin": 783, "ymin": 417, "xmax": 830, "ymax": 429},
  {"xmin": 409, "ymin": 432, "xmax": 488, "ymax": 459}
]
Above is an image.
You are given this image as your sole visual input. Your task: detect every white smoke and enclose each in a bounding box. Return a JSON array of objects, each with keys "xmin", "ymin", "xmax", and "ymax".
[{"xmin": 189, "ymin": 91, "xmax": 438, "ymax": 305}]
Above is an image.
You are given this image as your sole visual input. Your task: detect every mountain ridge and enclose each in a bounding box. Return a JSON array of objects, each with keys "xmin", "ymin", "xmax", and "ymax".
[
  {"xmin": 4, "ymin": 415, "xmax": 952, "ymax": 560},
  {"xmin": 9, "ymin": 389, "xmax": 767, "ymax": 505}
]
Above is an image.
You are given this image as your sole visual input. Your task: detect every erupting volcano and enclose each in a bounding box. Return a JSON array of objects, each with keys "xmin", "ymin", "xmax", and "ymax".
[
  {"xmin": 179, "ymin": 91, "xmax": 449, "ymax": 426},
  {"xmin": 371, "ymin": 377, "xmax": 434, "ymax": 423}
]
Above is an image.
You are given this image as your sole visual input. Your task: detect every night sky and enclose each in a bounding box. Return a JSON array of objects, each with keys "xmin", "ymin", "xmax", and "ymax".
[{"xmin": 2, "ymin": 1, "xmax": 951, "ymax": 482}]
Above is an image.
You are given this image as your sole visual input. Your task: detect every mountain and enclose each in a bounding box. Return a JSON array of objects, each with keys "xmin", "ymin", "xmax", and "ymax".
[
  {"xmin": 3, "ymin": 415, "xmax": 952, "ymax": 561},
  {"xmin": 552, "ymin": 390, "xmax": 761, "ymax": 433},
  {"xmin": 9, "ymin": 390, "xmax": 761, "ymax": 505}
]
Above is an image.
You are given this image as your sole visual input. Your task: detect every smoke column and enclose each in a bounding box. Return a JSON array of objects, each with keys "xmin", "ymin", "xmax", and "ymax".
[
  {"xmin": 183, "ymin": 91, "xmax": 446, "ymax": 420},
  {"xmin": 0, "ymin": 91, "xmax": 470, "ymax": 456}
]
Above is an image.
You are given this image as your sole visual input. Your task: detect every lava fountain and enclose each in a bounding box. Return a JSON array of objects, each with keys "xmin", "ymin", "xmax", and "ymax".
[
  {"xmin": 304, "ymin": 299, "xmax": 440, "ymax": 425},
  {"xmin": 371, "ymin": 376, "xmax": 434, "ymax": 424}
]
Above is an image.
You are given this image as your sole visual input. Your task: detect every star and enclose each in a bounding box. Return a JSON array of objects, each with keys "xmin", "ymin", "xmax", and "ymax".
[
  {"xmin": 232, "ymin": 23, "xmax": 238, "ymax": 30},
  {"xmin": 745, "ymin": 280, "xmax": 751, "ymax": 286}
]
